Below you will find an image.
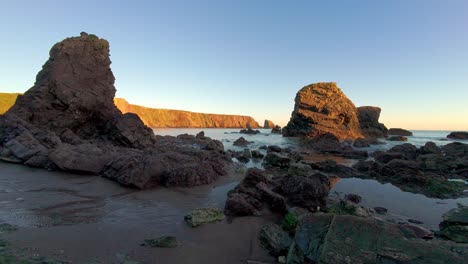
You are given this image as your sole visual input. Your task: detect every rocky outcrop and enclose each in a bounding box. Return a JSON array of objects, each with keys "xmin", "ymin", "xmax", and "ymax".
[
  {"xmin": 357, "ymin": 106, "xmax": 388, "ymax": 138},
  {"xmin": 224, "ymin": 168, "xmax": 330, "ymax": 217},
  {"xmin": 447, "ymin": 131, "xmax": 468, "ymax": 140},
  {"xmin": 287, "ymin": 214, "xmax": 467, "ymax": 263},
  {"xmin": 114, "ymin": 98, "xmax": 260, "ymax": 128},
  {"xmin": 354, "ymin": 142, "xmax": 468, "ymax": 198},
  {"xmin": 283, "ymin": 82, "xmax": 363, "ymax": 140},
  {"xmin": 388, "ymin": 128, "xmax": 413, "ymax": 136},
  {"xmin": 0, "ymin": 33, "xmax": 229, "ymax": 188},
  {"xmin": 263, "ymin": 120, "xmax": 275, "ymax": 129}
]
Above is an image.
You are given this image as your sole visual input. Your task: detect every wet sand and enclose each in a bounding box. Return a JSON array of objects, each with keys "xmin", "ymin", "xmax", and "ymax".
[{"xmin": 0, "ymin": 162, "xmax": 275, "ymax": 263}]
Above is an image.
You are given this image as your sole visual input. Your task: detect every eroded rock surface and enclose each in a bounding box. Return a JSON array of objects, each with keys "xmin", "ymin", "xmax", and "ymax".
[
  {"xmin": 283, "ymin": 82, "xmax": 363, "ymax": 140},
  {"xmin": 0, "ymin": 33, "xmax": 229, "ymax": 188}
]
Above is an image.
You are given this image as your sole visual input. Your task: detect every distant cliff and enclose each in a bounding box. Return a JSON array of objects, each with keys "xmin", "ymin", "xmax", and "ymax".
[
  {"xmin": 0, "ymin": 94, "xmax": 260, "ymax": 128},
  {"xmin": 114, "ymin": 98, "xmax": 260, "ymax": 128},
  {"xmin": 0, "ymin": 93, "xmax": 20, "ymax": 114}
]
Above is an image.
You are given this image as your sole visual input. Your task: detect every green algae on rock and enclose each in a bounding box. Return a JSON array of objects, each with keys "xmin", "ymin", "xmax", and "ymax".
[
  {"xmin": 141, "ymin": 236, "xmax": 179, "ymax": 248},
  {"xmin": 184, "ymin": 208, "xmax": 225, "ymax": 227},
  {"xmin": 438, "ymin": 204, "xmax": 468, "ymax": 243}
]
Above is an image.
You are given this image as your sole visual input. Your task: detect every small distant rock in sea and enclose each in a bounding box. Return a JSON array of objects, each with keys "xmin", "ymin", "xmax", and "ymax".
[
  {"xmin": 233, "ymin": 137, "xmax": 252, "ymax": 146},
  {"xmin": 240, "ymin": 128, "xmax": 261, "ymax": 135},
  {"xmin": 387, "ymin": 136, "xmax": 408, "ymax": 141},
  {"xmin": 447, "ymin": 131, "xmax": 468, "ymax": 140},
  {"xmin": 388, "ymin": 128, "xmax": 413, "ymax": 136},
  {"xmin": 271, "ymin": 125, "xmax": 282, "ymax": 134}
]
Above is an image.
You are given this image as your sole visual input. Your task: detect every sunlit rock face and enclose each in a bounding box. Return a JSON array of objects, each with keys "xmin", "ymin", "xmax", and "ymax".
[
  {"xmin": 114, "ymin": 98, "xmax": 260, "ymax": 128},
  {"xmin": 0, "ymin": 32, "xmax": 229, "ymax": 188},
  {"xmin": 283, "ymin": 82, "xmax": 363, "ymax": 140}
]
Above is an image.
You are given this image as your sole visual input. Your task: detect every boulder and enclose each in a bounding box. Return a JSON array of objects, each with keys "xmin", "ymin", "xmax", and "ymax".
[
  {"xmin": 0, "ymin": 33, "xmax": 229, "ymax": 188},
  {"xmin": 388, "ymin": 128, "xmax": 413, "ymax": 136},
  {"xmin": 264, "ymin": 120, "xmax": 275, "ymax": 129},
  {"xmin": 184, "ymin": 208, "xmax": 225, "ymax": 227},
  {"xmin": 357, "ymin": 106, "xmax": 388, "ymax": 138},
  {"xmin": 447, "ymin": 131, "xmax": 468, "ymax": 140},
  {"xmin": 283, "ymin": 82, "xmax": 363, "ymax": 140}
]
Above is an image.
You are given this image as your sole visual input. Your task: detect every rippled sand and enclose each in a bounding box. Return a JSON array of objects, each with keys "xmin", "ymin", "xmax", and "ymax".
[{"xmin": 0, "ymin": 162, "xmax": 275, "ymax": 263}]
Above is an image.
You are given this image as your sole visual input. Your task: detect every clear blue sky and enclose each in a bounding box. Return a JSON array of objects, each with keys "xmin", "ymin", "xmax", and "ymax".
[{"xmin": 1, "ymin": 0, "xmax": 467, "ymax": 130}]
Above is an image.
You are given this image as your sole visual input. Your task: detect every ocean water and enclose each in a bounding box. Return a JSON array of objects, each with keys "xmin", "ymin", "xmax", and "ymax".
[
  {"xmin": 153, "ymin": 128, "xmax": 466, "ymax": 151},
  {"xmin": 153, "ymin": 128, "xmax": 468, "ymax": 229}
]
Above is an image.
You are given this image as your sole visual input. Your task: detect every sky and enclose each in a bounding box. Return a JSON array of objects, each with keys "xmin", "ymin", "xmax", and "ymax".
[{"xmin": 1, "ymin": 0, "xmax": 467, "ymax": 130}]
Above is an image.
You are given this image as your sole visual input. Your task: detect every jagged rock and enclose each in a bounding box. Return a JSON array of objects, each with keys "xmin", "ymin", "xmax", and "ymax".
[
  {"xmin": 447, "ymin": 131, "xmax": 468, "ymax": 140},
  {"xmin": 184, "ymin": 208, "xmax": 225, "ymax": 227},
  {"xmin": 0, "ymin": 33, "xmax": 229, "ymax": 188},
  {"xmin": 271, "ymin": 125, "xmax": 282, "ymax": 134},
  {"xmin": 357, "ymin": 106, "xmax": 388, "ymax": 138},
  {"xmin": 233, "ymin": 137, "xmax": 252, "ymax": 146},
  {"xmin": 224, "ymin": 168, "xmax": 330, "ymax": 217},
  {"xmin": 388, "ymin": 128, "xmax": 413, "ymax": 136},
  {"xmin": 283, "ymin": 82, "xmax": 363, "ymax": 140},
  {"xmin": 264, "ymin": 120, "xmax": 275, "ymax": 129}
]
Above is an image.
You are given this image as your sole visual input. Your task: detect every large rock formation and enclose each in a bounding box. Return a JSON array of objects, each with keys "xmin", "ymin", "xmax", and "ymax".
[
  {"xmin": 263, "ymin": 119, "xmax": 275, "ymax": 129},
  {"xmin": 114, "ymin": 98, "xmax": 260, "ymax": 128},
  {"xmin": 0, "ymin": 32, "xmax": 229, "ymax": 188},
  {"xmin": 357, "ymin": 106, "xmax": 388, "ymax": 138},
  {"xmin": 283, "ymin": 82, "xmax": 363, "ymax": 140}
]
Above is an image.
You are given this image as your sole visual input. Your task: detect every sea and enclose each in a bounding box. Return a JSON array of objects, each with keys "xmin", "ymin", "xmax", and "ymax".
[{"xmin": 154, "ymin": 128, "xmax": 468, "ymax": 230}]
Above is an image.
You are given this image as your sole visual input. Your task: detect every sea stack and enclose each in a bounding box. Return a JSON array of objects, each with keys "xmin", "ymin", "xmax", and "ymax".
[
  {"xmin": 283, "ymin": 82, "xmax": 363, "ymax": 140},
  {"xmin": 357, "ymin": 106, "xmax": 388, "ymax": 138},
  {"xmin": 264, "ymin": 120, "xmax": 275, "ymax": 129},
  {"xmin": 0, "ymin": 33, "xmax": 229, "ymax": 188}
]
